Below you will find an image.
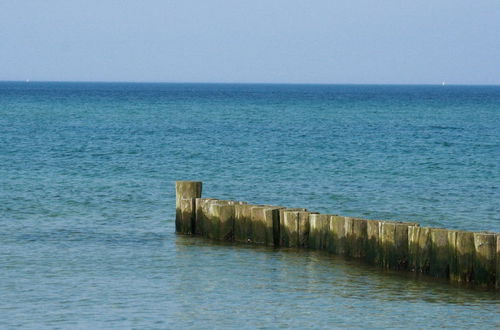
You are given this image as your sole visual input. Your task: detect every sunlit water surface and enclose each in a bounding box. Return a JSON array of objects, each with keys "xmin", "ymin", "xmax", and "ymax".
[{"xmin": 1, "ymin": 82, "xmax": 498, "ymax": 328}]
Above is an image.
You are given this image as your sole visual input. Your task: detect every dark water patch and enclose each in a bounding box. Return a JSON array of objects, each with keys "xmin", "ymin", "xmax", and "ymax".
[{"xmin": 8, "ymin": 229, "xmax": 166, "ymax": 247}]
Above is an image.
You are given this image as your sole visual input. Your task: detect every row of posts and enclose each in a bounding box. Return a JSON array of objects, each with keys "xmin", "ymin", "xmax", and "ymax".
[{"xmin": 175, "ymin": 181, "xmax": 499, "ymax": 290}]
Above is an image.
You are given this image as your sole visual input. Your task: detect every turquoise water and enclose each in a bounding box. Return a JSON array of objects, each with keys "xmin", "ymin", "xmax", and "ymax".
[{"xmin": 1, "ymin": 82, "xmax": 498, "ymax": 328}]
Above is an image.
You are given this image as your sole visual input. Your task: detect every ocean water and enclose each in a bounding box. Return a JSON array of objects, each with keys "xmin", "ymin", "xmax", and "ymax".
[{"xmin": 0, "ymin": 82, "xmax": 498, "ymax": 328}]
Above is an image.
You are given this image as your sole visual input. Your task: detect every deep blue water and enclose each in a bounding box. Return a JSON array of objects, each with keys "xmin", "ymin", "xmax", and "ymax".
[{"xmin": 0, "ymin": 82, "xmax": 499, "ymax": 328}]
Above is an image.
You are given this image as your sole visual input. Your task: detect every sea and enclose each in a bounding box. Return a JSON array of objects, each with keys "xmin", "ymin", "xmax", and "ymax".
[{"xmin": 0, "ymin": 82, "xmax": 498, "ymax": 328}]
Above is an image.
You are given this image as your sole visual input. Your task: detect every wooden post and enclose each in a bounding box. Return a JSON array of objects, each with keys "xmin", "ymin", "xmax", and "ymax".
[
  {"xmin": 449, "ymin": 231, "xmax": 475, "ymax": 283},
  {"xmin": 250, "ymin": 206, "xmax": 281, "ymax": 245},
  {"xmin": 329, "ymin": 216, "xmax": 347, "ymax": 255},
  {"xmin": 195, "ymin": 198, "xmax": 217, "ymax": 237},
  {"xmin": 429, "ymin": 228, "xmax": 451, "ymax": 278},
  {"xmin": 345, "ymin": 217, "xmax": 368, "ymax": 258},
  {"xmin": 215, "ymin": 204, "xmax": 236, "ymax": 241},
  {"xmin": 379, "ymin": 222, "xmax": 413, "ymax": 270},
  {"xmin": 309, "ymin": 214, "xmax": 329, "ymax": 250},
  {"xmin": 175, "ymin": 181, "xmax": 202, "ymax": 233},
  {"xmin": 279, "ymin": 208, "xmax": 307, "ymax": 247},
  {"xmin": 366, "ymin": 219, "xmax": 382, "ymax": 265},
  {"xmin": 473, "ymin": 232, "xmax": 496, "ymax": 288},
  {"xmin": 408, "ymin": 226, "xmax": 431, "ymax": 273},
  {"xmin": 282, "ymin": 211, "xmax": 300, "ymax": 247}
]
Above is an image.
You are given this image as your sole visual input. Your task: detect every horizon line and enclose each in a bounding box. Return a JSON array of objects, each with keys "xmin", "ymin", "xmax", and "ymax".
[{"xmin": 1, "ymin": 79, "xmax": 499, "ymax": 87}]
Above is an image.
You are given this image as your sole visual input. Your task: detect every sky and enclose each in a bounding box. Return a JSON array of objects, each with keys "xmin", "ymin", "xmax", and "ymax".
[{"xmin": 0, "ymin": 0, "xmax": 499, "ymax": 84}]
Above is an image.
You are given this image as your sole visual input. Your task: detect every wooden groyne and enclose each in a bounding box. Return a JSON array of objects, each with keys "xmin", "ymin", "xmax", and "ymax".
[{"xmin": 175, "ymin": 181, "xmax": 499, "ymax": 290}]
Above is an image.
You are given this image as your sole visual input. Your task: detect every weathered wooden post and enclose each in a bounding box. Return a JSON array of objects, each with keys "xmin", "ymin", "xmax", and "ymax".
[
  {"xmin": 202, "ymin": 200, "xmax": 245, "ymax": 240},
  {"xmin": 497, "ymin": 235, "xmax": 500, "ymax": 289},
  {"xmin": 204, "ymin": 201, "xmax": 219, "ymax": 240},
  {"xmin": 175, "ymin": 181, "xmax": 202, "ymax": 234},
  {"xmin": 408, "ymin": 226, "xmax": 432, "ymax": 273},
  {"xmin": 449, "ymin": 230, "xmax": 475, "ymax": 283},
  {"xmin": 282, "ymin": 211, "xmax": 300, "ymax": 247},
  {"xmin": 473, "ymin": 232, "xmax": 496, "ymax": 288},
  {"xmin": 250, "ymin": 206, "xmax": 281, "ymax": 246},
  {"xmin": 174, "ymin": 181, "xmax": 499, "ymax": 291},
  {"xmin": 297, "ymin": 211, "xmax": 313, "ymax": 248},
  {"xmin": 366, "ymin": 219, "xmax": 383, "ymax": 265},
  {"xmin": 309, "ymin": 214, "xmax": 329, "ymax": 250},
  {"xmin": 213, "ymin": 203, "xmax": 236, "ymax": 241},
  {"xmin": 194, "ymin": 198, "xmax": 217, "ymax": 236},
  {"xmin": 428, "ymin": 228, "xmax": 452, "ymax": 278},
  {"xmin": 234, "ymin": 204, "xmax": 253, "ymax": 243},
  {"xmin": 345, "ymin": 217, "xmax": 368, "ymax": 258},
  {"xmin": 234, "ymin": 204, "xmax": 266, "ymax": 243},
  {"xmin": 279, "ymin": 208, "xmax": 307, "ymax": 247},
  {"xmin": 379, "ymin": 222, "xmax": 413, "ymax": 270},
  {"xmin": 177, "ymin": 198, "xmax": 196, "ymax": 234},
  {"xmin": 328, "ymin": 215, "xmax": 347, "ymax": 255}
]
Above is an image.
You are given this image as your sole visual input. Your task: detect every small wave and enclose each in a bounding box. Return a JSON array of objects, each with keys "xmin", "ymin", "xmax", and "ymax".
[
  {"xmin": 429, "ymin": 125, "xmax": 463, "ymax": 131},
  {"xmin": 14, "ymin": 229, "xmax": 167, "ymax": 246}
]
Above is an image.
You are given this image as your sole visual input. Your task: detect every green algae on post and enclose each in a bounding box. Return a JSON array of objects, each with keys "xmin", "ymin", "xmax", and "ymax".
[
  {"xmin": 282, "ymin": 211, "xmax": 300, "ymax": 248},
  {"xmin": 250, "ymin": 206, "xmax": 280, "ymax": 246},
  {"xmin": 177, "ymin": 198, "xmax": 196, "ymax": 234},
  {"xmin": 473, "ymin": 232, "xmax": 496, "ymax": 288},
  {"xmin": 309, "ymin": 214, "xmax": 329, "ymax": 250},
  {"xmin": 408, "ymin": 226, "xmax": 432, "ymax": 273},
  {"xmin": 279, "ymin": 208, "xmax": 307, "ymax": 247},
  {"xmin": 175, "ymin": 181, "xmax": 202, "ymax": 233},
  {"xmin": 175, "ymin": 181, "xmax": 499, "ymax": 290},
  {"xmin": 329, "ymin": 215, "xmax": 347, "ymax": 255}
]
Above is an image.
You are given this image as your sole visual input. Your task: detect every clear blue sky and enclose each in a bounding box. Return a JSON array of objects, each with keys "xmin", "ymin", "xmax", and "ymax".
[{"xmin": 1, "ymin": 0, "xmax": 499, "ymax": 84}]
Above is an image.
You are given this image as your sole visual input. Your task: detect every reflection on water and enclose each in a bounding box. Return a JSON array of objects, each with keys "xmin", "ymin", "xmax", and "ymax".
[
  {"xmin": 1, "ymin": 225, "xmax": 498, "ymax": 328},
  {"xmin": 175, "ymin": 235, "xmax": 499, "ymax": 328}
]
